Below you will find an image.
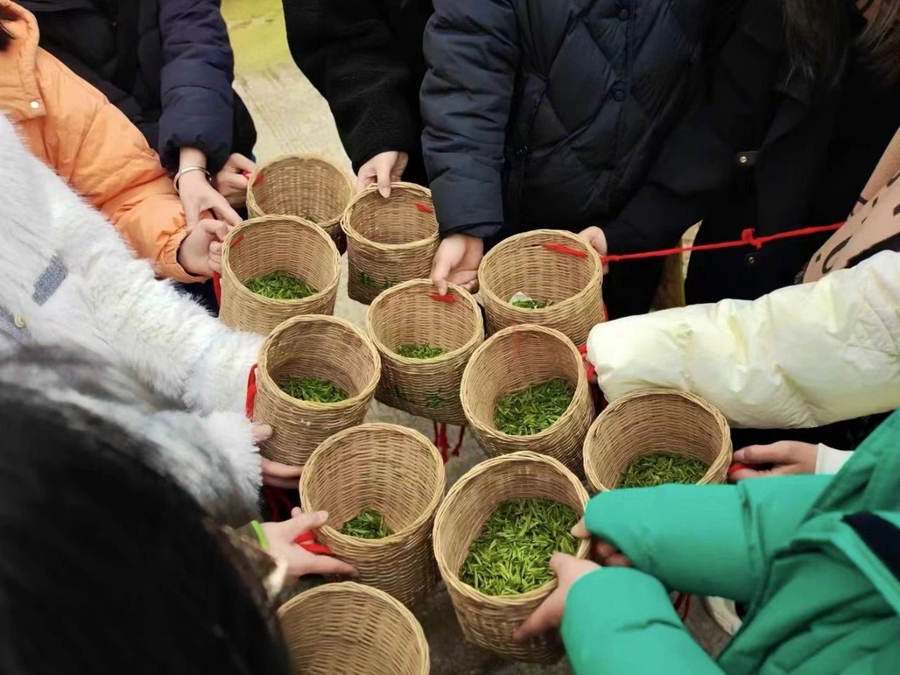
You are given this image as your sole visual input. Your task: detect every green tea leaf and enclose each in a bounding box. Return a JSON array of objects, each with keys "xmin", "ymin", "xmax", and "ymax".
[
  {"xmin": 278, "ymin": 377, "xmax": 348, "ymax": 403},
  {"xmin": 619, "ymin": 453, "xmax": 709, "ymax": 488},
  {"xmin": 511, "ymin": 298, "xmax": 553, "ymax": 310},
  {"xmin": 245, "ymin": 271, "xmax": 317, "ymax": 300},
  {"xmin": 395, "ymin": 343, "xmax": 447, "ymax": 359},
  {"xmin": 339, "ymin": 509, "xmax": 392, "ymax": 539},
  {"xmin": 494, "ymin": 379, "xmax": 575, "ymax": 436}
]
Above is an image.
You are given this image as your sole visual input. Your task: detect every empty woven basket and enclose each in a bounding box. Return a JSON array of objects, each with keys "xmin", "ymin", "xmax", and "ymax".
[
  {"xmin": 342, "ymin": 183, "xmax": 439, "ymax": 305},
  {"xmin": 479, "ymin": 229, "xmax": 605, "ymax": 346},
  {"xmin": 218, "ymin": 216, "xmax": 340, "ymax": 335},
  {"xmin": 252, "ymin": 315, "xmax": 381, "ymax": 466},
  {"xmin": 366, "ymin": 280, "xmax": 484, "ymax": 425},
  {"xmin": 300, "ymin": 423, "xmax": 445, "ymax": 606},
  {"xmin": 461, "ymin": 324, "xmax": 592, "ymax": 475},
  {"xmin": 433, "ymin": 451, "xmax": 590, "ymax": 663},
  {"xmin": 583, "ymin": 389, "xmax": 732, "ymax": 492},
  {"xmin": 279, "ymin": 582, "xmax": 429, "ymax": 675},
  {"xmin": 246, "ymin": 154, "xmax": 353, "ymax": 253}
]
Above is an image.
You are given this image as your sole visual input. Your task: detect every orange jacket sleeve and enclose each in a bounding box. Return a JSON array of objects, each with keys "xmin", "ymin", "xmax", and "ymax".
[{"xmin": 37, "ymin": 52, "xmax": 203, "ymax": 283}]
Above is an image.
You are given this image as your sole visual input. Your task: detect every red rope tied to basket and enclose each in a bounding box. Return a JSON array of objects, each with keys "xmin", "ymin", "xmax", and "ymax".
[
  {"xmin": 415, "ymin": 202, "xmax": 434, "ymax": 214},
  {"xmin": 245, "ymin": 363, "xmax": 258, "ymax": 419},
  {"xmin": 543, "ymin": 242, "xmax": 589, "ymax": 258},
  {"xmin": 433, "ymin": 422, "xmax": 466, "ymax": 463},
  {"xmin": 429, "ymin": 293, "xmax": 457, "ymax": 303},
  {"xmin": 600, "ymin": 223, "xmax": 843, "ymax": 264}
]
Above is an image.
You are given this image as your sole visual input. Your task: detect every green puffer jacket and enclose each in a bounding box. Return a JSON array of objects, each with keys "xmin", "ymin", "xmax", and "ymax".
[{"xmin": 562, "ymin": 410, "xmax": 900, "ymax": 674}]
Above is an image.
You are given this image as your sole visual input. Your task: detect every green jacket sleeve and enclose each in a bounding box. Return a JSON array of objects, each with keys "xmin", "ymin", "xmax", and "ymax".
[
  {"xmin": 584, "ymin": 475, "xmax": 832, "ymax": 602},
  {"xmin": 562, "ymin": 567, "xmax": 724, "ymax": 675}
]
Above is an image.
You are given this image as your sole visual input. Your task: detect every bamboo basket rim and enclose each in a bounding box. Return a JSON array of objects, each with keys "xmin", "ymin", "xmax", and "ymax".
[
  {"xmin": 257, "ymin": 314, "xmax": 381, "ymax": 412},
  {"xmin": 433, "ymin": 451, "xmax": 590, "ymax": 607},
  {"xmin": 277, "ymin": 581, "xmax": 430, "ymax": 670},
  {"xmin": 341, "ymin": 182, "xmax": 440, "ymax": 252},
  {"xmin": 245, "ymin": 152, "xmax": 354, "ymax": 220},
  {"xmin": 479, "ymin": 229, "xmax": 603, "ymax": 324},
  {"xmin": 583, "ymin": 388, "xmax": 732, "ymax": 492},
  {"xmin": 365, "ymin": 279, "xmax": 484, "ymax": 365},
  {"xmin": 301, "ymin": 423, "xmax": 446, "ymax": 548},
  {"xmin": 461, "ymin": 324, "xmax": 590, "ymax": 441},
  {"xmin": 221, "ymin": 215, "xmax": 341, "ymax": 308}
]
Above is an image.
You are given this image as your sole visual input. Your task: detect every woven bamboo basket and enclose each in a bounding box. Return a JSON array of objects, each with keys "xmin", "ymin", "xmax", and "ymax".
[
  {"xmin": 246, "ymin": 154, "xmax": 353, "ymax": 253},
  {"xmin": 366, "ymin": 280, "xmax": 484, "ymax": 425},
  {"xmin": 460, "ymin": 324, "xmax": 592, "ymax": 475},
  {"xmin": 479, "ymin": 229, "xmax": 605, "ymax": 345},
  {"xmin": 433, "ymin": 451, "xmax": 590, "ymax": 663},
  {"xmin": 583, "ymin": 389, "xmax": 732, "ymax": 492},
  {"xmin": 342, "ymin": 183, "xmax": 439, "ymax": 305},
  {"xmin": 252, "ymin": 315, "xmax": 381, "ymax": 465},
  {"xmin": 300, "ymin": 424, "xmax": 445, "ymax": 606},
  {"xmin": 218, "ymin": 216, "xmax": 341, "ymax": 335},
  {"xmin": 279, "ymin": 582, "xmax": 429, "ymax": 675}
]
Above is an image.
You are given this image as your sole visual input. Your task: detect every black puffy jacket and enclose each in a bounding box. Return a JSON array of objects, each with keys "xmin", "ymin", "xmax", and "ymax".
[
  {"xmin": 421, "ymin": 0, "xmax": 718, "ymax": 239},
  {"xmin": 18, "ymin": 0, "xmax": 256, "ymax": 173}
]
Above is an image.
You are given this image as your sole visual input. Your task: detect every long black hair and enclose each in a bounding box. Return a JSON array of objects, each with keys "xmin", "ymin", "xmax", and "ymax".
[
  {"xmin": 783, "ymin": 0, "xmax": 900, "ymax": 84},
  {"xmin": 0, "ymin": 351, "xmax": 291, "ymax": 675}
]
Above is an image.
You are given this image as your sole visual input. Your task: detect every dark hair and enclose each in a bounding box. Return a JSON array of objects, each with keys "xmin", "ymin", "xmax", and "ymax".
[
  {"xmin": 0, "ymin": 355, "xmax": 291, "ymax": 675},
  {"xmin": 0, "ymin": 7, "xmax": 15, "ymax": 52},
  {"xmin": 783, "ymin": 0, "xmax": 900, "ymax": 84}
]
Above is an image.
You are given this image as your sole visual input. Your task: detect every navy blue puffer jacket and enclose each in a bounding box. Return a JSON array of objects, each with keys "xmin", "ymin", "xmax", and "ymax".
[
  {"xmin": 421, "ymin": 0, "xmax": 718, "ymax": 238},
  {"xmin": 19, "ymin": 0, "xmax": 255, "ymax": 173}
]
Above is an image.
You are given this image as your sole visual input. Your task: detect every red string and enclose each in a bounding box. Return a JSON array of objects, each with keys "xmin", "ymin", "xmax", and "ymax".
[
  {"xmin": 245, "ymin": 364, "xmax": 258, "ymax": 418},
  {"xmin": 451, "ymin": 426, "xmax": 466, "ymax": 457},
  {"xmin": 416, "ymin": 203, "xmax": 434, "ymax": 214},
  {"xmin": 433, "ymin": 421, "xmax": 449, "ymax": 463},
  {"xmin": 429, "ymin": 293, "xmax": 457, "ymax": 303},
  {"xmin": 212, "ymin": 271, "xmax": 222, "ymax": 305},
  {"xmin": 543, "ymin": 243, "xmax": 589, "ymax": 258},
  {"xmin": 601, "ymin": 223, "xmax": 843, "ymax": 264}
]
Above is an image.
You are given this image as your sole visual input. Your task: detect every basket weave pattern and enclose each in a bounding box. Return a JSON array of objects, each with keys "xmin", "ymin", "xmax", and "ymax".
[
  {"xmin": 583, "ymin": 388, "xmax": 732, "ymax": 492},
  {"xmin": 253, "ymin": 315, "xmax": 380, "ymax": 465},
  {"xmin": 366, "ymin": 280, "xmax": 484, "ymax": 425},
  {"xmin": 246, "ymin": 154, "xmax": 353, "ymax": 253},
  {"xmin": 301, "ymin": 424, "xmax": 445, "ymax": 606},
  {"xmin": 479, "ymin": 229, "xmax": 605, "ymax": 345},
  {"xmin": 279, "ymin": 582, "xmax": 430, "ymax": 675},
  {"xmin": 461, "ymin": 325, "xmax": 593, "ymax": 475},
  {"xmin": 219, "ymin": 216, "xmax": 340, "ymax": 335},
  {"xmin": 433, "ymin": 452, "xmax": 590, "ymax": 663},
  {"xmin": 342, "ymin": 183, "xmax": 439, "ymax": 305}
]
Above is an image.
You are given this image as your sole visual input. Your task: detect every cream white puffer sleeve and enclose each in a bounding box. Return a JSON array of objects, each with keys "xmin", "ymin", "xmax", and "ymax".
[{"xmin": 587, "ymin": 251, "xmax": 900, "ymax": 429}]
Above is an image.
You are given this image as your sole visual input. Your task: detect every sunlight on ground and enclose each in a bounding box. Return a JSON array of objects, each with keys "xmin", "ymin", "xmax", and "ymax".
[{"xmin": 222, "ymin": 0, "xmax": 290, "ymax": 72}]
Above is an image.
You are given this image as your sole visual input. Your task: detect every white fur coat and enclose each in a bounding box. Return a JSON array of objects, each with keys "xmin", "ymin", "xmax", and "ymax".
[{"xmin": 0, "ymin": 115, "xmax": 264, "ymax": 520}]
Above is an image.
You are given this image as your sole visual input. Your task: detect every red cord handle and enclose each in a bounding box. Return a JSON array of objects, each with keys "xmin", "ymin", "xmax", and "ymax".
[
  {"xmin": 543, "ymin": 242, "xmax": 589, "ymax": 258},
  {"xmin": 245, "ymin": 364, "xmax": 258, "ymax": 419},
  {"xmin": 212, "ymin": 272, "xmax": 222, "ymax": 305},
  {"xmin": 727, "ymin": 462, "xmax": 749, "ymax": 475},
  {"xmin": 415, "ymin": 203, "xmax": 434, "ymax": 214},
  {"xmin": 429, "ymin": 293, "xmax": 457, "ymax": 303}
]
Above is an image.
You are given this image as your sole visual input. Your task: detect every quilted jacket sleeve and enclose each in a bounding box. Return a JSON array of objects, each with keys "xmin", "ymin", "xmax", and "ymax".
[
  {"xmin": 158, "ymin": 0, "xmax": 236, "ymax": 173},
  {"xmin": 420, "ymin": 0, "xmax": 519, "ymax": 238},
  {"xmin": 587, "ymin": 251, "xmax": 900, "ymax": 429}
]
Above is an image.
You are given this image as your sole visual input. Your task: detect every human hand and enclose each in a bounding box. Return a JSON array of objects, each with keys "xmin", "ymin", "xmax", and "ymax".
[
  {"xmin": 572, "ymin": 519, "xmax": 631, "ymax": 567},
  {"xmin": 729, "ymin": 441, "xmax": 819, "ymax": 481},
  {"xmin": 514, "ymin": 553, "xmax": 600, "ymax": 641},
  {"xmin": 248, "ymin": 423, "xmax": 304, "ymax": 489},
  {"xmin": 579, "ymin": 226, "xmax": 609, "ymax": 273},
  {"xmin": 430, "ymin": 234, "xmax": 484, "ymax": 295},
  {"xmin": 261, "ymin": 508, "xmax": 358, "ymax": 582},
  {"xmin": 356, "ymin": 150, "xmax": 409, "ymax": 197},
  {"xmin": 178, "ymin": 165, "xmax": 243, "ymax": 228},
  {"xmin": 177, "ymin": 218, "xmax": 230, "ymax": 278},
  {"xmin": 214, "ymin": 153, "xmax": 256, "ymax": 208}
]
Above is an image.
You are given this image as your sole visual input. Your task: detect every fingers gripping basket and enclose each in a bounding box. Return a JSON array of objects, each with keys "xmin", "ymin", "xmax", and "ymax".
[
  {"xmin": 342, "ymin": 183, "xmax": 439, "ymax": 305},
  {"xmin": 461, "ymin": 325, "xmax": 593, "ymax": 475},
  {"xmin": 279, "ymin": 582, "xmax": 429, "ymax": 675},
  {"xmin": 583, "ymin": 388, "xmax": 732, "ymax": 491},
  {"xmin": 479, "ymin": 229, "xmax": 605, "ymax": 345},
  {"xmin": 246, "ymin": 154, "xmax": 353, "ymax": 253},
  {"xmin": 300, "ymin": 424, "xmax": 445, "ymax": 606},
  {"xmin": 366, "ymin": 280, "xmax": 484, "ymax": 425},
  {"xmin": 219, "ymin": 216, "xmax": 341, "ymax": 335},
  {"xmin": 433, "ymin": 452, "xmax": 590, "ymax": 663},
  {"xmin": 252, "ymin": 315, "xmax": 381, "ymax": 465}
]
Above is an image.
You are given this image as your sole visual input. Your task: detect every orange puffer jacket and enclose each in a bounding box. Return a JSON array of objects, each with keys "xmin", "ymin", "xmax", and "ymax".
[{"xmin": 0, "ymin": 0, "xmax": 200, "ymax": 283}]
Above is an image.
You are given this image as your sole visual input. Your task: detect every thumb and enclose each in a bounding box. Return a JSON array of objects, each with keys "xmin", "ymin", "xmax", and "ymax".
[
  {"xmin": 571, "ymin": 519, "xmax": 589, "ymax": 540},
  {"xmin": 375, "ymin": 158, "xmax": 392, "ymax": 198},
  {"xmin": 430, "ymin": 248, "xmax": 454, "ymax": 296},
  {"xmin": 549, "ymin": 552, "xmax": 574, "ymax": 576}
]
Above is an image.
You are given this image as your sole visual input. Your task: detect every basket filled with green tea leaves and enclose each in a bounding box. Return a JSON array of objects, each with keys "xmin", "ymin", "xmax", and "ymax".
[
  {"xmin": 252, "ymin": 315, "xmax": 381, "ymax": 466},
  {"xmin": 246, "ymin": 153, "xmax": 354, "ymax": 253},
  {"xmin": 342, "ymin": 183, "xmax": 439, "ymax": 305},
  {"xmin": 433, "ymin": 451, "xmax": 589, "ymax": 663},
  {"xmin": 301, "ymin": 423, "xmax": 445, "ymax": 606},
  {"xmin": 219, "ymin": 215, "xmax": 340, "ymax": 335},
  {"xmin": 279, "ymin": 582, "xmax": 430, "ymax": 675},
  {"xmin": 479, "ymin": 229, "xmax": 605, "ymax": 345},
  {"xmin": 366, "ymin": 279, "xmax": 484, "ymax": 425},
  {"xmin": 461, "ymin": 324, "xmax": 592, "ymax": 474},
  {"xmin": 582, "ymin": 388, "xmax": 733, "ymax": 492}
]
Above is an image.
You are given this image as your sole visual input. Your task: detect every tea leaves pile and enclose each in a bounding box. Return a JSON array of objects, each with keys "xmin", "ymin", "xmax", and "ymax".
[
  {"xmin": 619, "ymin": 453, "xmax": 708, "ymax": 488},
  {"xmin": 494, "ymin": 379, "xmax": 575, "ymax": 436},
  {"xmin": 395, "ymin": 343, "xmax": 447, "ymax": 359},
  {"xmin": 339, "ymin": 509, "xmax": 392, "ymax": 539},
  {"xmin": 245, "ymin": 272, "xmax": 317, "ymax": 300},
  {"xmin": 278, "ymin": 377, "xmax": 348, "ymax": 403}
]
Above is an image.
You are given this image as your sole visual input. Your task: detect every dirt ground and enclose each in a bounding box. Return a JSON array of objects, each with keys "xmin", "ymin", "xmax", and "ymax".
[{"xmin": 221, "ymin": 1, "xmax": 728, "ymax": 671}]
